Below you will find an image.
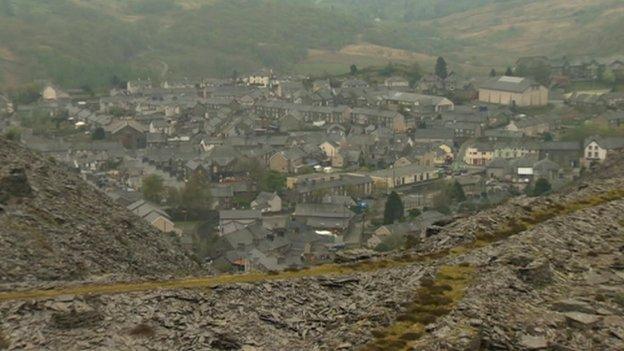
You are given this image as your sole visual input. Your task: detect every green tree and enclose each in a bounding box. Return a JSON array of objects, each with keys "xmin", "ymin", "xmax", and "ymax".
[
  {"xmin": 449, "ymin": 181, "xmax": 466, "ymax": 202},
  {"xmin": 601, "ymin": 67, "xmax": 616, "ymax": 84},
  {"xmin": 407, "ymin": 208, "xmax": 421, "ymax": 219},
  {"xmin": 516, "ymin": 61, "xmax": 551, "ymax": 85},
  {"xmin": 4, "ymin": 127, "xmax": 21, "ymax": 141},
  {"xmin": 260, "ymin": 171, "xmax": 286, "ymax": 193},
  {"xmin": 350, "ymin": 64, "xmax": 358, "ymax": 75},
  {"xmin": 505, "ymin": 67, "xmax": 513, "ymax": 76},
  {"xmin": 165, "ymin": 187, "xmax": 181, "ymax": 207},
  {"xmin": 9, "ymin": 84, "xmax": 41, "ymax": 105},
  {"xmin": 383, "ymin": 191, "xmax": 404, "ymax": 224},
  {"xmin": 379, "ymin": 63, "xmax": 396, "ymax": 77},
  {"xmin": 407, "ymin": 62, "xmax": 423, "ymax": 88},
  {"xmin": 110, "ymin": 75, "xmax": 126, "ymax": 89},
  {"xmin": 142, "ymin": 175, "xmax": 165, "ymax": 203},
  {"xmin": 489, "ymin": 68, "xmax": 497, "ymax": 77},
  {"xmin": 180, "ymin": 173, "xmax": 213, "ymax": 216},
  {"xmin": 531, "ymin": 178, "xmax": 551, "ymax": 197},
  {"xmin": 435, "ymin": 57, "xmax": 448, "ymax": 79},
  {"xmin": 91, "ymin": 127, "xmax": 106, "ymax": 140}
]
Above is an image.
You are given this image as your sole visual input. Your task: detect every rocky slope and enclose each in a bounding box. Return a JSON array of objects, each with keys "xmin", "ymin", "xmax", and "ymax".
[
  {"xmin": 0, "ymin": 149, "xmax": 623, "ymax": 350},
  {"xmin": 0, "ymin": 138, "xmax": 198, "ymax": 284}
]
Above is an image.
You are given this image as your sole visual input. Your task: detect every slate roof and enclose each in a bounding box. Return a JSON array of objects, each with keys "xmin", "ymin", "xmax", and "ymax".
[
  {"xmin": 220, "ymin": 210, "xmax": 262, "ymax": 220},
  {"xmin": 254, "ymin": 192, "xmax": 279, "ymax": 205},
  {"xmin": 538, "ymin": 141, "xmax": 581, "ymax": 151},
  {"xmin": 480, "ymin": 76, "xmax": 542, "ymax": 93},
  {"xmin": 584, "ymin": 136, "xmax": 624, "ymax": 149},
  {"xmin": 385, "ymin": 92, "xmax": 451, "ymax": 106},
  {"xmin": 413, "ymin": 128, "xmax": 454, "ymax": 140},
  {"xmin": 370, "ymin": 164, "xmax": 436, "ymax": 178},
  {"xmin": 106, "ymin": 120, "xmax": 148, "ymax": 134},
  {"xmin": 533, "ymin": 158, "xmax": 561, "ymax": 172},
  {"xmin": 294, "ymin": 203, "xmax": 354, "ymax": 219}
]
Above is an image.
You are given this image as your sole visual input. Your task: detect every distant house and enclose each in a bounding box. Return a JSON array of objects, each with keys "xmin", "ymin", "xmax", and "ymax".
[
  {"xmin": 369, "ymin": 165, "xmax": 438, "ymax": 189},
  {"xmin": 465, "ymin": 141, "xmax": 539, "ymax": 166},
  {"xmin": 583, "ymin": 136, "xmax": 624, "ymax": 165},
  {"xmin": 384, "ymin": 92, "xmax": 454, "ymax": 112},
  {"xmin": 464, "ymin": 142, "xmax": 495, "ymax": 166},
  {"xmin": 211, "ymin": 186, "xmax": 234, "ymax": 210},
  {"xmin": 219, "ymin": 210, "xmax": 262, "ymax": 235},
  {"xmin": 478, "ymin": 76, "xmax": 548, "ymax": 107},
  {"xmin": 384, "ymin": 76, "xmax": 409, "ymax": 88},
  {"xmin": 251, "ymin": 192, "xmax": 282, "ymax": 213},
  {"xmin": 290, "ymin": 173, "xmax": 373, "ymax": 203},
  {"xmin": 367, "ymin": 210, "xmax": 448, "ymax": 247},
  {"xmin": 505, "ymin": 116, "xmax": 559, "ymax": 137},
  {"xmin": 413, "ymin": 128, "xmax": 455, "ymax": 144},
  {"xmin": 538, "ymin": 141, "xmax": 581, "ymax": 168},
  {"xmin": 594, "ymin": 111, "xmax": 624, "ymax": 128},
  {"xmin": 42, "ymin": 85, "xmax": 70, "ymax": 101},
  {"xmin": 486, "ymin": 159, "xmax": 512, "ymax": 179},
  {"xmin": 341, "ymin": 78, "xmax": 369, "ymax": 89},
  {"xmin": 106, "ymin": 120, "xmax": 148, "ymax": 149},
  {"xmin": 293, "ymin": 203, "xmax": 355, "ymax": 230},
  {"xmin": 0, "ymin": 95, "xmax": 14, "ymax": 115},
  {"xmin": 322, "ymin": 194, "xmax": 356, "ymax": 207},
  {"xmin": 319, "ymin": 141, "xmax": 341, "ymax": 158},
  {"xmin": 127, "ymin": 200, "xmax": 177, "ymax": 234},
  {"xmin": 532, "ymin": 158, "xmax": 561, "ymax": 182},
  {"xmin": 269, "ymin": 148, "xmax": 306, "ymax": 174},
  {"xmin": 245, "ymin": 69, "xmax": 274, "ymax": 87},
  {"xmin": 368, "ymin": 222, "xmax": 419, "ymax": 248},
  {"xmin": 350, "ymin": 108, "xmax": 407, "ymax": 133}
]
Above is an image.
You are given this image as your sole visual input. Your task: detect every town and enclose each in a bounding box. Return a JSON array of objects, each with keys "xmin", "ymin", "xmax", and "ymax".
[{"xmin": 1, "ymin": 55, "xmax": 623, "ymax": 274}]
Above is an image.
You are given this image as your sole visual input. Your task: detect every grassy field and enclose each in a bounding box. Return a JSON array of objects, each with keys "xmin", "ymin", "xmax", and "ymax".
[{"xmin": 0, "ymin": 0, "xmax": 622, "ymax": 89}]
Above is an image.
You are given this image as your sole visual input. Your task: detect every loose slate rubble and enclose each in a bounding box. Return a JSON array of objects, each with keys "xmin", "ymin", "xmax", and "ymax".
[
  {"xmin": 0, "ymin": 266, "xmax": 428, "ymax": 350},
  {"xmin": 0, "ymin": 138, "xmax": 199, "ymax": 284},
  {"xmin": 1, "ymin": 140, "xmax": 624, "ymax": 350}
]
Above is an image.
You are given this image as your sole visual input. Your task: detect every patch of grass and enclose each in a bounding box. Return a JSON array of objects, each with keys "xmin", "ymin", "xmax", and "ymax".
[
  {"xmin": 51, "ymin": 310, "xmax": 102, "ymax": 330},
  {"xmin": 128, "ymin": 323, "xmax": 155, "ymax": 338},
  {"xmin": 613, "ymin": 293, "xmax": 624, "ymax": 308},
  {"xmin": 363, "ymin": 265, "xmax": 475, "ymax": 349}
]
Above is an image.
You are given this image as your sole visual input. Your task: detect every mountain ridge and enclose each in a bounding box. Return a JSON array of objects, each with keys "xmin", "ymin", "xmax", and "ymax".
[{"xmin": 1, "ymin": 0, "xmax": 623, "ymax": 88}]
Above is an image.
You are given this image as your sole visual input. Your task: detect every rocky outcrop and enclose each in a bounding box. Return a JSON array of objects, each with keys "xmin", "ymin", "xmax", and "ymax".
[
  {"xmin": 1, "ymin": 145, "xmax": 624, "ymax": 350},
  {"xmin": 0, "ymin": 138, "xmax": 198, "ymax": 284}
]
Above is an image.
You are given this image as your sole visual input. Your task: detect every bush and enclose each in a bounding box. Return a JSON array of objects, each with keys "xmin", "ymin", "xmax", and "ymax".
[
  {"xmin": 3, "ymin": 127, "xmax": 21, "ymax": 141},
  {"xmin": 128, "ymin": 323, "xmax": 155, "ymax": 338}
]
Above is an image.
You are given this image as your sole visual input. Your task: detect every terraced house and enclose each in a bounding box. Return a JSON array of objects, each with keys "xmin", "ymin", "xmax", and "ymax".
[{"xmin": 464, "ymin": 141, "xmax": 539, "ymax": 166}]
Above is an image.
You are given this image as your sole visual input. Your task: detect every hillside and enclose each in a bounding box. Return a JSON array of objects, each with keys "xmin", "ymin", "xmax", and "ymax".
[
  {"xmin": 1, "ymin": 151, "xmax": 623, "ymax": 349},
  {"xmin": 0, "ymin": 137, "xmax": 199, "ymax": 284},
  {"xmin": 0, "ymin": 0, "xmax": 623, "ymax": 88}
]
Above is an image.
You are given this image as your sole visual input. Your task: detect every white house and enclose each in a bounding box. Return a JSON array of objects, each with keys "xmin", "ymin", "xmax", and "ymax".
[
  {"xmin": 245, "ymin": 69, "xmax": 274, "ymax": 87},
  {"xmin": 42, "ymin": 85, "xmax": 70, "ymax": 101},
  {"xmin": 583, "ymin": 136, "xmax": 624, "ymax": 165}
]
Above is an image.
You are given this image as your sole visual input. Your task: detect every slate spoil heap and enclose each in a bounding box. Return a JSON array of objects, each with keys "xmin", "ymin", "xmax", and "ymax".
[
  {"xmin": 0, "ymin": 138, "xmax": 198, "ymax": 284},
  {"xmin": 0, "ymin": 138, "xmax": 623, "ymax": 350}
]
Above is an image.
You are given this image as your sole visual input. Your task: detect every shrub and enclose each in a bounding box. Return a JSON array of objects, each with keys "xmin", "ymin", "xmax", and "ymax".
[{"xmin": 129, "ymin": 323, "xmax": 155, "ymax": 338}]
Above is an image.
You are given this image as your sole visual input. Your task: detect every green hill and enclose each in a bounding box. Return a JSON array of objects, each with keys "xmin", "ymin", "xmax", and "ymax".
[{"xmin": 0, "ymin": 0, "xmax": 622, "ymax": 89}]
